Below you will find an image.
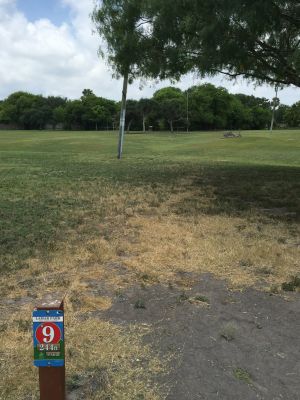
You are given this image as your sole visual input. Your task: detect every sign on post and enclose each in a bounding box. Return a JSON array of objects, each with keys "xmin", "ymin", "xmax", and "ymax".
[
  {"xmin": 33, "ymin": 309, "xmax": 65, "ymax": 367},
  {"xmin": 33, "ymin": 295, "xmax": 66, "ymax": 400}
]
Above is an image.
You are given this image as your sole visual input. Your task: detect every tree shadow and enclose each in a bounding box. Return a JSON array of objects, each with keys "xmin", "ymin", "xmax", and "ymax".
[
  {"xmin": 169, "ymin": 163, "xmax": 300, "ymax": 221},
  {"xmin": 0, "ymin": 158, "xmax": 299, "ymax": 275}
]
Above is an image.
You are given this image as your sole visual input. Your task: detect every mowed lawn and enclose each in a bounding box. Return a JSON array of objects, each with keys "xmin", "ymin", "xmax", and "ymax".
[{"xmin": 0, "ymin": 130, "xmax": 299, "ymax": 399}]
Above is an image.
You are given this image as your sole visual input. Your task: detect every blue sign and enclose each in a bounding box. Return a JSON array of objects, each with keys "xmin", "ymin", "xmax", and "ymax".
[{"xmin": 33, "ymin": 309, "xmax": 65, "ymax": 367}]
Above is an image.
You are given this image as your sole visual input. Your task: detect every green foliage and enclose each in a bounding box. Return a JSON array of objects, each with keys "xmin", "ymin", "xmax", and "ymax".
[
  {"xmin": 92, "ymin": 0, "xmax": 146, "ymax": 77},
  {"xmin": 0, "ymin": 92, "xmax": 68, "ymax": 129},
  {"xmin": 153, "ymin": 87, "xmax": 183, "ymax": 102},
  {"xmin": 281, "ymin": 276, "xmax": 300, "ymax": 292},
  {"xmin": 285, "ymin": 102, "xmax": 300, "ymax": 127},
  {"xmin": 80, "ymin": 89, "xmax": 117, "ymax": 130},
  {"xmin": 138, "ymin": 98, "xmax": 158, "ymax": 131},
  {"xmin": 0, "ymin": 84, "xmax": 298, "ymax": 131},
  {"xmin": 220, "ymin": 322, "xmax": 238, "ymax": 341},
  {"xmin": 93, "ymin": 0, "xmax": 300, "ymax": 87},
  {"xmin": 134, "ymin": 299, "xmax": 146, "ymax": 309},
  {"xmin": 233, "ymin": 368, "xmax": 252, "ymax": 384}
]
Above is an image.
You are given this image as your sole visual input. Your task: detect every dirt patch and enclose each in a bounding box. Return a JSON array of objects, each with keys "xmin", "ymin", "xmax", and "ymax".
[{"xmin": 98, "ymin": 274, "xmax": 300, "ymax": 400}]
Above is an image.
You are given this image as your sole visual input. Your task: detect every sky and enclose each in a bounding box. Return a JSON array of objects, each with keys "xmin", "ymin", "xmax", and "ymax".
[{"xmin": 0, "ymin": 0, "xmax": 299, "ymax": 105}]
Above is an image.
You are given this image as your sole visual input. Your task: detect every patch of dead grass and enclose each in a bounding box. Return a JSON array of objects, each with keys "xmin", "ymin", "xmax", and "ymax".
[
  {"xmin": 0, "ymin": 178, "xmax": 299, "ymax": 399},
  {"xmin": 120, "ymin": 212, "xmax": 299, "ymax": 288}
]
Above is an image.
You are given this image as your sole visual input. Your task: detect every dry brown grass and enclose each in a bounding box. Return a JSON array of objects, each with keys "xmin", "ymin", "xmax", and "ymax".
[
  {"xmin": 0, "ymin": 179, "xmax": 299, "ymax": 399},
  {"xmin": 0, "ymin": 305, "xmax": 165, "ymax": 400},
  {"xmin": 123, "ymin": 212, "xmax": 299, "ymax": 288}
]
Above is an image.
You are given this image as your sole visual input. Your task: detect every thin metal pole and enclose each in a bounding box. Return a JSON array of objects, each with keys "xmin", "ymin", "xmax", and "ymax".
[
  {"xmin": 186, "ymin": 90, "xmax": 189, "ymax": 133},
  {"xmin": 270, "ymin": 86, "xmax": 279, "ymax": 132},
  {"xmin": 118, "ymin": 72, "xmax": 129, "ymax": 159}
]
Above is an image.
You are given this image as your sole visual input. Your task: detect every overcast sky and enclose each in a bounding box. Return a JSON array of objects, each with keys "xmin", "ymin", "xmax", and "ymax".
[{"xmin": 0, "ymin": 0, "xmax": 299, "ymax": 105}]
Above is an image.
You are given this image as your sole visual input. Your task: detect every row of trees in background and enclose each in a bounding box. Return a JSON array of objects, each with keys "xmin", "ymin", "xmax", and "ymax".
[{"xmin": 0, "ymin": 84, "xmax": 299, "ymax": 131}]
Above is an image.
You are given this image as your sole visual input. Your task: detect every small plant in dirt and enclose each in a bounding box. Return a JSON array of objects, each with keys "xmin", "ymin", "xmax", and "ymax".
[
  {"xmin": 115, "ymin": 288, "xmax": 126, "ymax": 302},
  {"xmin": 177, "ymin": 292, "xmax": 189, "ymax": 303},
  {"xmin": 239, "ymin": 259, "xmax": 252, "ymax": 268},
  {"xmin": 220, "ymin": 322, "xmax": 238, "ymax": 341},
  {"xmin": 141, "ymin": 273, "xmax": 151, "ymax": 282},
  {"xmin": 189, "ymin": 295, "xmax": 210, "ymax": 305},
  {"xmin": 16, "ymin": 319, "xmax": 31, "ymax": 333},
  {"xmin": 233, "ymin": 368, "xmax": 252, "ymax": 384},
  {"xmin": 256, "ymin": 266, "xmax": 273, "ymax": 276},
  {"xmin": 139, "ymin": 273, "xmax": 159, "ymax": 285},
  {"xmin": 134, "ymin": 299, "xmax": 146, "ymax": 309},
  {"xmin": 281, "ymin": 276, "xmax": 300, "ymax": 292},
  {"xmin": 270, "ymin": 285, "xmax": 280, "ymax": 294},
  {"xmin": 278, "ymin": 237, "xmax": 287, "ymax": 244},
  {"xmin": 67, "ymin": 373, "xmax": 83, "ymax": 391},
  {"xmin": 0, "ymin": 323, "xmax": 8, "ymax": 333}
]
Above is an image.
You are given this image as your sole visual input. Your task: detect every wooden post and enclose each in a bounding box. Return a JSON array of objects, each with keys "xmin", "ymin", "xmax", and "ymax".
[
  {"xmin": 33, "ymin": 295, "xmax": 66, "ymax": 400},
  {"xmin": 39, "ymin": 367, "xmax": 65, "ymax": 400}
]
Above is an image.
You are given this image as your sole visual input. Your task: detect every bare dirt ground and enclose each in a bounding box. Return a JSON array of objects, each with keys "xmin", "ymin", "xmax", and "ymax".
[{"xmin": 98, "ymin": 273, "xmax": 300, "ymax": 400}]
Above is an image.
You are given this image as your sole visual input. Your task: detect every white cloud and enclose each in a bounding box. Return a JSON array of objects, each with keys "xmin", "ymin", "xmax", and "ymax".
[{"xmin": 0, "ymin": 0, "xmax": 299, "ymax": 105}]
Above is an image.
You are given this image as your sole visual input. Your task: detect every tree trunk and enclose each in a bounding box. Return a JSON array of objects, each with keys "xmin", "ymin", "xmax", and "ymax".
[
  {"xmin": 127, "ymin": 119, "xmax": 133, "ymax": 132},
  {"xmin": 142, "ymin": 115, "xmax": 146, "ymax": 132},
  {"xmin": 118, "ymin": 72, "xmax": 129, "ymax": 159},
  {"xmin": 169, "ymin": 120, "xmax": 174, "ymax": 132}
]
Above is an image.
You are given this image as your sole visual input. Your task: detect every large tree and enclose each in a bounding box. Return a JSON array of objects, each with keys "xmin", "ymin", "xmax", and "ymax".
[
  {"xmin": 92, "ymin": 0, "xmax": 299, "ymax": 155},
  {"xmin": 93, "ymin": 0, "xmax": 300, "ymax": 87},
  {"xmin": 138, "ymin": 98, "xmax": 158, "ymax": 132},
  {"xmin": 92, "ymin": 0, "xmax": 146, "ymax": 158}
]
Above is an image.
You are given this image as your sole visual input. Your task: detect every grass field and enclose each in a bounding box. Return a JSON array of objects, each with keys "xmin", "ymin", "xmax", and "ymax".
[{"xmin": 0, "ymin": 130, "xmax": 299, "ymax": 399}]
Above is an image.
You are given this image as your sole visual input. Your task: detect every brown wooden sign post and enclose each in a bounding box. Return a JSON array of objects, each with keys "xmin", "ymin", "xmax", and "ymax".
[{"xmin": 33, "ymin": 295, "xmax": 66, "ymax": 400}]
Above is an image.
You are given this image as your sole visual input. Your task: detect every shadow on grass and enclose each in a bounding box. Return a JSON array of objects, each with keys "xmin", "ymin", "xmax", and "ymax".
[
  {"xmin": 170, "ymin": 163, "xmax": 300, "ymax": 219},
  {"xmin": 0, "ymin": 158, "xmax": 299, "ymax": 274}
]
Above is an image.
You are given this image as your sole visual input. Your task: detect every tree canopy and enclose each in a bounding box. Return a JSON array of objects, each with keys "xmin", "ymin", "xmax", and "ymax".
[{"xmin": 93, "ymin": 0, "xmax": 300, "ymax": 87}]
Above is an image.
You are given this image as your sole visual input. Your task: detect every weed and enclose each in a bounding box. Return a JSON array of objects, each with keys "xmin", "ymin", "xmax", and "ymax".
[
  {"xmin": 67, "ymin": 373, "xmax": 83, "ymax": 391},
  {"xmin": 233, "ymin": 368, "xmax": 252, "ymax": 384},
  {"xmin": 256, "ymin": 266, "xmax": 273, "ymax": 276},
  {"xmin": 189, "ymin": 295, "xmax": 210, "ymax": 305},
  {"xmin": 282, "ymin": 276, "xmax": 300, "ymax": 292},
  {"xmin": 278, "ymin": 237, "xmax": 287, "ymax": 244},
  {"xmin": 0, "ymin": 323, "xmax": 8, "ymax": 333},
  {"xmin": 141, "ymin": 273, "xmax": 151, "ymax": 282},
  {"xmin": 239, "ymin": 259, "xmax": 253, "ymax": 268},
  {"xmin": 270, "ymin": 285, "xmax": 280, "ymax": 294},
  {"xmin": 134, "ymin": 299, "xmax": 146, "ymax": 309},
  {"xmin": 177, "ymin": 292, "xmax": 189, "ymax": 303},
  {"xmin": 115, "ymin": 288, "xmax": 127, "ymax": 302},
  {"xmin": 220, "ymin": 322, "xmax": 238, "ymax": 341},
  {"xmin": 16, "ymin": 319, "xmax": 31, "ymax": 333}
]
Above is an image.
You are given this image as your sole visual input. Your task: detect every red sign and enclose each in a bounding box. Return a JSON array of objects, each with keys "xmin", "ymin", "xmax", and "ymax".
[{"xmin": 36, "ymin": 323, "xmax": 61, "ymax": 345}]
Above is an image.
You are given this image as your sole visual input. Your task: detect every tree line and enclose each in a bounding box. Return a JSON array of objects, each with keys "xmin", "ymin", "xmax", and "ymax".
[{"xmin": 0, "ymin": 84, "xmax": 299, "ymax": 131}]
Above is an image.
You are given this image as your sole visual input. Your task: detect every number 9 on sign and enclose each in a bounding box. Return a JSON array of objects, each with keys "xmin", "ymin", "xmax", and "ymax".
[
  {"xmin": 36, "ymin": 323, "xmax": 61, "ymax": 344},
  {"xmin": 33, "ymin": 309, "xmax": 65, "ymax": 367}
]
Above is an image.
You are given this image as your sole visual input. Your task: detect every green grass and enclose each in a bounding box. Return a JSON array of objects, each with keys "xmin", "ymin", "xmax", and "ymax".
[
  {"xmin": 0, "ymin": 129, "xmax": 299, "ymax": 399},
  {"xmin": 0, "ymin": 129, "xmax": 299, "ymax": 274}
]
